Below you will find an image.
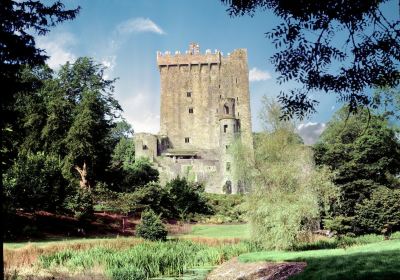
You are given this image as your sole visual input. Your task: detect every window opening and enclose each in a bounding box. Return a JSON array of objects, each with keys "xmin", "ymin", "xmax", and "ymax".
[
  {"xmin": 223, "ymin": 125, "xmax": 228, "ymax": 133},
  {"xmin": 142, "ymin": 145, "xmax": 148, "ymax": 150},
  {"xmin": 187, "ymin": 91, "xmax": 192, "ymax": 97},
  {"xmin": 185, "ymin": 137, "xmax": 190, "ymax": 143},
  {"xmin": 189, "ymin": 108, "xmax": 193, "ymax": 114},
  {"xmin": 224, "ymin": 104, "xmax": 229, "ymax": 114}
]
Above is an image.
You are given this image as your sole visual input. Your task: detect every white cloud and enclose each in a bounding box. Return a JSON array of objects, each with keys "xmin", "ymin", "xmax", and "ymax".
[
  {"xmin": 297, "ymin": 122, "xmax": 326, "ymax": 145},
  {"xmin": 36, "ymin": 32, "xmax": 76, "ymax": 69},
  {"xmin": 249, "ymin": 67, "xmax": 272, "ymax": 82},
  {"xmin": 117, "ymin": 17, "xmax": 165, "ymax": 35},
  {"xmin": 101, "ymin": 56, "xmax": 117, "ymax": 79},
  {"xmin": 118, "ymin": 91, "xmax": 160, "ymax": 134}
]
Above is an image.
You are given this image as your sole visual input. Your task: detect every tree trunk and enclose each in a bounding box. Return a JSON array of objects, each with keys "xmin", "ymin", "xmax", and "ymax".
[{"xmin": 75, "ymin": 161, "xmax": 90, "ymax": 190}]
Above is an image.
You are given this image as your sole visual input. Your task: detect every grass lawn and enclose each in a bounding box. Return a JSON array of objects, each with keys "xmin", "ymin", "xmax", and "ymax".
[
  {"xmin": 182, "ymin": 223, "xmax": 250, "ymax": 239},
  {"xmin": 239, "ymin": 239, "xmax": 400, "ymax": 279}
]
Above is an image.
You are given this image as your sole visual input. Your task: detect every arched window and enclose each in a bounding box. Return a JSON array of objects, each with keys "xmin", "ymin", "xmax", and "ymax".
[
  {"xmin": 224, "ymin": 104, "xmax": 229, "ymax": 114},
  {"xmin": 223, "ymin": 180, "xmax": 232, "ymax": 194}
]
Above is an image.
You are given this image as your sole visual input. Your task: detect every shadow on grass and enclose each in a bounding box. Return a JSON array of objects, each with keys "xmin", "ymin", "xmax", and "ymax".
[{"xmin": 290, "ymin": 249, "xmax": 400, "ymax": 280}]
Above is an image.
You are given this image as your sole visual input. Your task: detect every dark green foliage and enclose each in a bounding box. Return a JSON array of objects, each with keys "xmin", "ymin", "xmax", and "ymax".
[
  {"xmin": 0, "ymin": 0, "xmax": 80, "ymax": 169},
  {"xmin": 65, "ymin": 188, "xmax": 94, "ymax": 222},
  {"xmin": 60, "ymin": 57, "xmax": 121, "ymax": 187},
  {"xmin": 124, "ymin": 158, "xmax": 159, "ymax": 188},
  {"xmin": 221, "ymin": 0, "xmax": 399, "ymax": 119},
  {"xmin": 203, "ymin": 193, "xmax": 246, "ymax": 223},
  {"xmin": 166, "ymin": 177, "xmax": 211, "ymax": 219},
  {"xmin": 355, "ymin": 187, "xmax": 400, "ymax": 234},
  {"xmin": 136, "ymin": 209, "xmax": 167, "ymax": 241},
  {"xmin": 324, "ymin": 216, "xmax": 356, "ymax": 236},
  {"xmin": 314, "ymin": 107, "xmax": 400, "ymax": 230},
  {"xmin": 3, "ymin": 152, "xmax": 68, "ymax": 212}
]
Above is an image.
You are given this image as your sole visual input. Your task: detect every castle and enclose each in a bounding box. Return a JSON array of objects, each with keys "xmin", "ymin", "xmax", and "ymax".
[{"xmin": 134, "ymin": 43, "xmax": 253, "ymax": 193}]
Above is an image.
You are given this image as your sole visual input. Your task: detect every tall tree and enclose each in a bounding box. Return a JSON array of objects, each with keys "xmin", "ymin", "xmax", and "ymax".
[
  {"xmin": 60, "ymin": 57, "xmax": 122, "ymax": 189},
  {"xmin": 231, "ymin": 97, "xmax": 337, "ymax": 249},
  {"xmin": 221, "ymin": 0, "xmax": 399, "ymax": 119},
  {"xmin": 0, "ymin": 0, "xmax": 80, "ymax": 169},
  {"xmin": 314, "ymin": 107, "xmax": 400, "ymax": 219}
]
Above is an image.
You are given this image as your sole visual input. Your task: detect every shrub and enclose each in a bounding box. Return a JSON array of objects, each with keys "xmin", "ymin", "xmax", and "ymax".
[
  {"xmin": 136, "ymin": 209, "xmax": 167, "ymax": 241},
  {"xmin": 204, "ymin": 193, "xmax": 246, "ymax": 223},
  {"xmin": 323, "ymin": 216, "xmax": 355, "ymax": 236},
  {"xmin": 355, "ymin": 187, "xmax": 400, "ymax": 234},
  {"xmin": 3, "ymin": 152, "xmax": 68, "ymax": 212},
  {"xmin": 66, "ymin": 188, "xmax": 94, "ymax": 222},
  {"xmin": 166, "ymin": 177, "xmax": 211, "ymax": 220}
]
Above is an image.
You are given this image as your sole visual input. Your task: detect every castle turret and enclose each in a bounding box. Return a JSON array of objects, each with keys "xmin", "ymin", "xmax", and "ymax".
[{"xmin": 219, "ymin": 97, "xmax": 240, "ymax": 193}]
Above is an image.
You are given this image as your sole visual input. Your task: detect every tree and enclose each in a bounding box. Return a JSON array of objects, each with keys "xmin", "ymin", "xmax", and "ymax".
[
  {"xmin": 314, "ymin": 107, "xmax": 400, "ymax": 219},
  {"xmin": 1, "ymin": 0, "xmax": 80, "ymax": 169},
  {"xmin": 60, "ymin": 57, "xmax": 121, "ymax": 189},
  {"xmin": 136, "ymin": 209, "xmax": 167, "ymax": 241},
  {"xmin": 355, "ymin": 187, "xmax": 400, "ymax": 234},
  {"xmin": 221, "ymin": 0, "xmax": 400, "ymax": 119},
  {"xmin": 166, "ymin": 177, "xmax": 210, "ymax": 220},
  {"xmin": 3, "ymin": 152, "xmax": 68, "ymax": 212},
  {"xmin": 110, "ymin": 120, "xmax": 135, "ymax": 169},
  {"xmin": 232, "ymin": 97, "xmax": 337, "ymax": 249}
]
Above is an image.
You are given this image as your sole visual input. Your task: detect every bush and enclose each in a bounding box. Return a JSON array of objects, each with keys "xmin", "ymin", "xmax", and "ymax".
[
  {"xmin": 203, "ymin": 193, "xmax": 246, "ymax": 223},
  {"xmin": 136, "ymin": 209, "xmax": 167, "ymax": 241},
  {"xmin": 323, "ymin": 216, "xmax": 356, "ymax": 236},
  {"xmin": 3, "ymin": 152, "xmax": 69, "ymax": 212},
  {"xmin": 355, "ymin": 187, "xmax": 400, "ymax": 234},
  {"xmin": 66, "ymin": 188, "xmax": 94, "ymax": 222},
  {"xmin": 166, "ymin": 177, "xmax": 211, "ymax": 220}
]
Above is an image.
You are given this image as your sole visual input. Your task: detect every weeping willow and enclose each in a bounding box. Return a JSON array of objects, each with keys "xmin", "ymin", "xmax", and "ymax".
[{"xmin": 230, "ymin": 96, "xmax": 337, "ymax": 250}]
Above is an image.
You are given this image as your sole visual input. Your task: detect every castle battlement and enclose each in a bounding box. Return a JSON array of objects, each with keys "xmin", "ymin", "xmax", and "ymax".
[{"xmin": 156, "ymin": 43, "xmax": 247, "ymax": 66}]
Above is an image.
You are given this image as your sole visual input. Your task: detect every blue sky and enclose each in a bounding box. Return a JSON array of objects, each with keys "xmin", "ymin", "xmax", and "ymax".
[{"xmin": 36, "ymin": 0, "xmax": 398, "ymax": 144}]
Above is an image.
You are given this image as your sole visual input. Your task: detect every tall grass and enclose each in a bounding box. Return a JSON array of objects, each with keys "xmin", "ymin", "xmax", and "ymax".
[
  {"xmin": 39, "ymin": 240, "xmax": 258, "ymax": 280},
  {"xmin": 4, "ymin": 237, "xmax": 142, "ymax": 272}
]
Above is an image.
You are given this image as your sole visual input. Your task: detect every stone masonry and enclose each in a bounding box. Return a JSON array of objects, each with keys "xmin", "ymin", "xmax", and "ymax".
[{"xmin": 134, "ymin": 43, "xmax": 253, "ymax": 193}]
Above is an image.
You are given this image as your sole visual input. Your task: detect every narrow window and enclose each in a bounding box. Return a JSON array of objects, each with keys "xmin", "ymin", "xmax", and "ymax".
[
  {"xmin": 226, "ymin": 162, "xmax": 231, "ymax": 171},
  {"xmin": 189, "ymin": 108, "xmax": 193, "ymax": 114},
  {"xmin": 224, "ymin": 104, "xmax": 229, "ymax": 114},
  {"xmin": 185, "ymin": 137, "xmax": 190, "ymax": 143},
  {"xmin": 238, "ymin": 112, "xmax": 240, "ymax": 117},
  {"xmin": 225, "ymin": 145, "xmax": 229, "ymax": 150},
  {"xmin": 236, "ymin": 78, "xmax": 238, "ymax": 84},
  {"xmin": 223, "ymin": 125, "xmax": 228, "ymax": 133},
  {"xmin": 187, "ymin": 91, "xmax": 192, "ymax": 97},
  {"xmin": 142, "ymin": 145, "xmax": 148, "ymax": 150}
]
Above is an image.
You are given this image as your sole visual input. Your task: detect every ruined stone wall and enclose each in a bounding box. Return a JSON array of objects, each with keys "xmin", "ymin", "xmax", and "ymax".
[{"xmin": 134, "ymin": 133, "xmax": 158, "ymax": 161}]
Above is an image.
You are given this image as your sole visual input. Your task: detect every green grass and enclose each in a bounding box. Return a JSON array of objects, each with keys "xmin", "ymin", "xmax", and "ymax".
[
  {"xmin": 239, "ymin": 239, "xmax": 400, "ymax": 279},
  {"xmin": 183, "ymin": 224, "xmax": 249, "ymax": 239},
  {"xmin": 38, "ymin": 240, "xmax": 258, "ymax": 280}
]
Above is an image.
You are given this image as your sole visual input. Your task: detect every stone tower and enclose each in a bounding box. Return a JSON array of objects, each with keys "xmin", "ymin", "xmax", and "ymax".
[{"xmin": 135, "ymin": 43, "xmax": 253, "ymax": 193}]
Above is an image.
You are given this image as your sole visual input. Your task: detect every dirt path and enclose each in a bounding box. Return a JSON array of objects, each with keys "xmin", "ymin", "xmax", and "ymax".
[{"xmin": 206, "ymin": 257, "xmax": 306, "ymax": 280}]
